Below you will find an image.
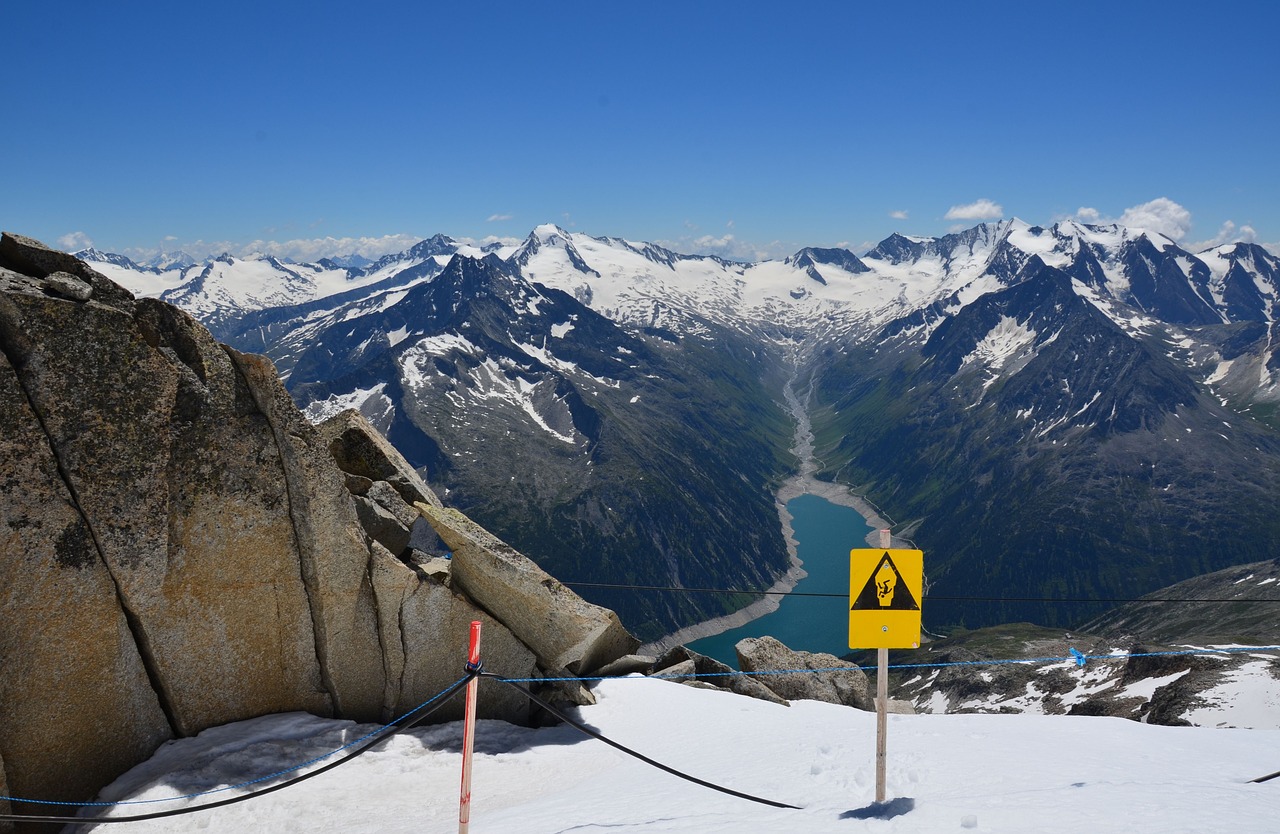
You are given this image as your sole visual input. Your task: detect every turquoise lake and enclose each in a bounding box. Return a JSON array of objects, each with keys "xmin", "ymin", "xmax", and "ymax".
[{"xmin": 687, "ymin": 492, "xmax": 875, "ymax": 666}]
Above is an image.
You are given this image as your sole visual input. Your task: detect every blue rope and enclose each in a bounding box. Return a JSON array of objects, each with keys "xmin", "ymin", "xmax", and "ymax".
[
  {"xmin": 1, "ymin": 675, "xmax": 471, "ymax": 809},
  {"xmin": 498, "ymin": 645, "xmax": 1280, "ymax": 684}
]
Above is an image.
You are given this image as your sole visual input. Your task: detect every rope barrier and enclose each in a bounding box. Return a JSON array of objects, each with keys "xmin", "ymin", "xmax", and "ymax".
[
  {"xmin": 0, "ymin": 672, "xmax": 477, "ymax": 825},
  {"xmin": 2, "ymin": 644, "xmax": 1274, "ymax": 826},
  {"xmin": 562, "ymin": 580, "xmax": 1280, "ymax": 606},
  {"xmin": 482, "ymin": 673, "xmax": 803, "ymax": 810},
  {"xmin": 493, "ymin": 644, "xmax": 1280, "ymax": 684}
]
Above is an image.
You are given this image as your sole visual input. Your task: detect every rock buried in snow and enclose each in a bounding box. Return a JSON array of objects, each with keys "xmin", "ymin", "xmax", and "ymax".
[
  {"xmin": 736, "ymin": 635, "xmax": 874, "ymax": 710},
  {"xmin": 651, "ymin": 646, "xmax": 788, "ymax": 706}
]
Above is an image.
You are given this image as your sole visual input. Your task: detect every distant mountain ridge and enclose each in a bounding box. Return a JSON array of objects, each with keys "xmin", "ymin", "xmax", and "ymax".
[{"xmin": 82, "ymin": 220, "xmax": 1280, "ymax": 638}]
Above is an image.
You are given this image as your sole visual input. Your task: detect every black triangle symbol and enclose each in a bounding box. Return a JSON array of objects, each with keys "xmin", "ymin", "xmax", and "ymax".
[{"xmin": 851, "ymin": 552, "xmax": 920, "ymax": 611}]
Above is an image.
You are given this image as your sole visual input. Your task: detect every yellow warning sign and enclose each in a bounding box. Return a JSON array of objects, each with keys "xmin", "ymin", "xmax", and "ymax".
[{"xmin": 849, "ymin": 548, "xmax": 923, "ymax": 649}]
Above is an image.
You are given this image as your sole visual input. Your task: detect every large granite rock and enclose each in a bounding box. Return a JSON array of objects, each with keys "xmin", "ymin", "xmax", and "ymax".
[
  {"xmin": 317, "ymin": 408, "xmax": 442, "ymax": 509},
  {"xmin": 417, "ymin": 504, "xmax": 639, "ymax": 674},
  {"xmin": 0, "ymin": 753, "xmax": 10, "ymax": 834},
  {"xmin": 229, "ymin": 349, "xmax": 387, "ymax": 721},
  {"xmin": 0, "ymin": 337, "xmax": 172, "ymax": 804},
  {"xmin": 735, "ymin": 636, "xmax": 873, "ymax": 710},
  {"xmin": 367, "ymin": 542, "xmax": 534, "ymax": 721},
  {"xmin": 352, "ymin": 480, "xmax": 421, "ymax": 556},
  {"xmin": 0, "ymin": 274, "xmax": 333, "ymax": 741},
  {"xmin": 0, "ymin": 232, "xmax": 133, "ymax": 307}
]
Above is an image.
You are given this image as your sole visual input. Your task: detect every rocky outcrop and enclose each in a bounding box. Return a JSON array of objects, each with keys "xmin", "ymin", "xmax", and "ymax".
[
  {"xmin": 316, "ymin": 408, "xmax": 443, "ymax": 510},
  {"xmin": 735, "ymin": 636, "xmax": 874, "ymax": 710},
  {"xmin": 0, "ymin": 755, "xmax": 10, "ymax": 834},
  {"xmin": 651, "ymin": 646, "xmax": 789, "ymax": 706},
  {"xmin": 367, "ymin": 542, "xmax": 534, "ymax": 722},
  {"xmin": 418, "ymin": 503, "xmax": 640, "ymax": 675},
  {"xmin": 0, "ymin": 234, "xmax": 637, "ymax": 807},
  {"xmin": 0, "ymin": 335, "xmax": 172, "ymax": 806},
  {"xmin": 0, "ymin": 232, "xmax": 134, "ymax": 308},
  {"xmin": 887, "ymin": 624, "xmax": 1278, "ymax": 726},
  {"xmin": 228, "ymin": 349, "xmax": 386, "ymax": 721}
]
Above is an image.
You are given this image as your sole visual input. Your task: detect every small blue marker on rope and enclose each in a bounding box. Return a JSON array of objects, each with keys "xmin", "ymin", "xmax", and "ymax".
[{"xmin": 1069, "ymin": 648, "xmax": 1087, "ymax": 667}]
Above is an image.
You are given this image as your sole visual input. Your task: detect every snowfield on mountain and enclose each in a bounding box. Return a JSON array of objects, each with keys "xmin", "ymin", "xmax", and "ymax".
[{"xmin": 72, "ymin": 674, "xmax": 1280, "ymax": 833}]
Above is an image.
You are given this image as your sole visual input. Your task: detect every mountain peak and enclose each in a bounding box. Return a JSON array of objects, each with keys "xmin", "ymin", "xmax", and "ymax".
[
  {"xmin": 786, "ymin": 246, "xmax": 870, "ymax": 278},
  {"xmin": 512, "ymin": 225, "xmax": 599, "ymax": 278},
  {"xmin": 531, "ymin": 223, "xmax": 571, "ymax": 239},
  {"xmin": 864, "ymin": 232, "xmax": 929, "ymax": 264},
  {"xmin": 405, "ymin": 234, "xmax": 459, "ymax": 259}
]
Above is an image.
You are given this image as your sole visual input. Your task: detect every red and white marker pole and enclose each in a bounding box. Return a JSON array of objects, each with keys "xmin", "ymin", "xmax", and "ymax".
[{"xmin": 458, "ymin": 620, "xmax": 482, "ymax": 834}]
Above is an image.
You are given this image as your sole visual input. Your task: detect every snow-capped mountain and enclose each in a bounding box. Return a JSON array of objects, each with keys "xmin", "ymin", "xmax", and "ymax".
[
  {"xmin": 149, "ymin": 250, "xmax": 196, "ymax": 271},
  {"xmin": 83, "ymin": 221, "xmax": 1280, "ymax": 638},
  {"xmin": 83, "ymin": 220, "xmax": 1280, "ymax": 406}
]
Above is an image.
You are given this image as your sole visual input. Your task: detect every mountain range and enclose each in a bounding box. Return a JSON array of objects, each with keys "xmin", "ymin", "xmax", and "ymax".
[{"xmin": 81, "ymin": 221, "xmax": 1280, "ymax": 640}]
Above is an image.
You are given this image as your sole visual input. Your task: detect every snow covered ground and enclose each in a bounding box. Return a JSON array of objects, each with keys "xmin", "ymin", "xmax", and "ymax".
[{"xmin": 66, "ymin": 675, "xmax": 1280, "ymax": 833}]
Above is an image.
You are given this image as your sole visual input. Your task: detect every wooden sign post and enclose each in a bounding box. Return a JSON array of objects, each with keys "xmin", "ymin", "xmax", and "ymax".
[{"xmin": 850, "ymin": 530, "xmax": 923, "ymax": 805}]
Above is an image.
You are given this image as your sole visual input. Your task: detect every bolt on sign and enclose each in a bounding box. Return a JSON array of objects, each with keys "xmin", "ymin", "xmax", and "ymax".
[{"xmin": 849, "ymin": 549, "xmax": 923, "ymax": 649}]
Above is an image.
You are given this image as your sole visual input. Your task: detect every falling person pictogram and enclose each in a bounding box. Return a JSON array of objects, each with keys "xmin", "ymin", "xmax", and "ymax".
[{"xmin": 851, "ymin": 552, "xmax": 920, "ymax": 611}]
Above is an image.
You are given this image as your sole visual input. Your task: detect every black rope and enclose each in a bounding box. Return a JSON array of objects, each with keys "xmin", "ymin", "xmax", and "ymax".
[
  {"xmin": 0, "ymin": 672, "xmax": 476, "ymax": 826},
  {"xmin": 562, "ymin": 581, "xmax": 1280, "ymax": 605},
  {"xmin": 482, "ymin": 672, "xmax": 802, "ymax": 810}
]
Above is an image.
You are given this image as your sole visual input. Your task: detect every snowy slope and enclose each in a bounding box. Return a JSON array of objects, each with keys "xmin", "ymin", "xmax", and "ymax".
[
  {"xmin": 511, "ymin": 223, "xmax": 963, "ymax": 342},
  {"xmin": 160, "ymin": 255, "xmax": 395, "ymax": 328},
  {"xmin": 81, "ymin": 257, "xmax": 193, "ymax": 298},
  {"xmin": 68, "ymin": 676, "xmax": 1280, "ymax": 833},
  {"xmin": 81, "ymin": 245, "xmax": 460, "ymax": 330}
]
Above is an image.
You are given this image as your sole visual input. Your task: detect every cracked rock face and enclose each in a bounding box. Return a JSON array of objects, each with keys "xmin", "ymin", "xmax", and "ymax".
[
  {"xmin": 0, "ymin": 235, "xmax": 637, "ymax": 805},
  {"xmin": 0, "ymin": 333, "xmax": 172, "ymax": 805}
]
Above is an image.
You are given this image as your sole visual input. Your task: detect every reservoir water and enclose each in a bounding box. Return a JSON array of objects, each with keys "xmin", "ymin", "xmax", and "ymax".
[{"xmin": 687, "ymin": 492, "xmax": 874, "ymax": 666}]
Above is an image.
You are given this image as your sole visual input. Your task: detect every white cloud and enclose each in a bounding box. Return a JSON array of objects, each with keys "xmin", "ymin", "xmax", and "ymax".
[
  {"xmin": 119, "ymin": 234, "xmax": 427, "ymax": 264},
  {"xmin": 655, "ymin": 233, "xmax": 790, "ymax": 262},
  {"xmin": 889, "ymin": 210, "xmax": 909, "ymax": 220},
  {"xmin": 241, "ymin": 234, "xmax": 428, "ymax": 262},
  {"xmin": 1067, "ymin": 199, "xmax": 1197, "ymax": 242},
  {"xmin": 458, "ymin": 234, "xmax": 523, "ymax": 249},
  {"xmin": 486, "ymin": 213, "xmax": 513, "ymax": 222},
  {"xmin": 945, "ymin": 199, "xmax": 1004, "ymax": 221},
  {"xmin": 1117, "ymin": 197, "xmax": 1193, "ymax": 242},
  {"xmin": 690, "ymin": 233, "xmax": 741, "ymax": 256},
  {"xmin": 1189, "ymin": 220, "xmax": 1258, "ymax": 252},
  {"xmin": 57, "ymin": 231, "xmax": 94, "ymax": 251}
]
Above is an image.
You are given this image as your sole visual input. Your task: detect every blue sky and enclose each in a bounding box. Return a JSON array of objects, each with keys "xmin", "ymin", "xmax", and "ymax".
[{"xmin": 4, "ymin": 1, "xmax": 1278, "ymax": 262}]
